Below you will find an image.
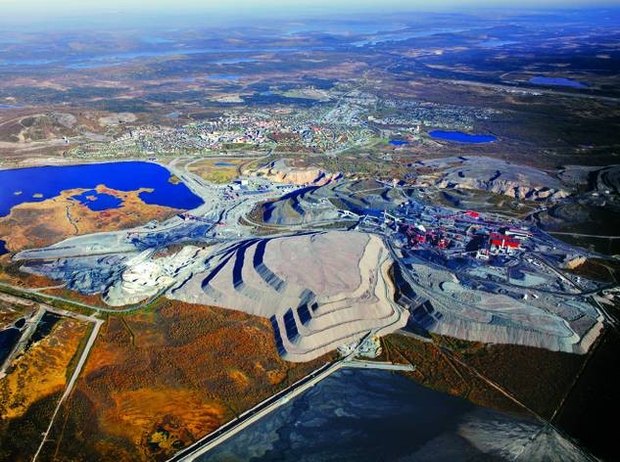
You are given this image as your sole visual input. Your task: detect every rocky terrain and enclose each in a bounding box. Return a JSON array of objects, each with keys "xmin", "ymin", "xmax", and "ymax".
[
  {"xmin": 104, "ymin": 246, "xmax": 206, "ymax": 306},
  {"xmin": 413, "ymin": 157, "xmax": 570, "ymax": 201},
  {"xmin": 255, "ymin": 159, "xmax": 340, "ymax": 186}
]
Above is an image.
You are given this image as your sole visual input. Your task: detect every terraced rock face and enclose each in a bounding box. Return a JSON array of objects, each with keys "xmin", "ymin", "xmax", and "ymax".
[
  {"xmin": 592, "ymin": 165, "xmax": 620, "ymax": 196},
  {"xmin": 169, "ymin": 231, "xmax": 408, "ymax": 362},
  {"xmin": 404, "ymin": 263, "xmax": 603, "ymax": 354},
  {"xmin": 260, "ymin": 179, "xmax": 415, "ymax": 227}
]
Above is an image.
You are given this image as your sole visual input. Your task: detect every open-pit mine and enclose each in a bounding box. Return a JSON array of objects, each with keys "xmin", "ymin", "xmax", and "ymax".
[
  {"xmin": 10, "ymin": 163, "xmax": 610, "ymax": 360},
  {"xmin": 2, "ymin": 9, "xmax": 619, "ymax": 459}
]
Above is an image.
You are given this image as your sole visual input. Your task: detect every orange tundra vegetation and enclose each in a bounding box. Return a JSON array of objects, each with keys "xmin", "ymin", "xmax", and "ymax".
[
  {"xmin": 0, "ymin": 185, "xmax": 179, "ymax": 252},
  {"xmin": 382, "ymin": 333, "xmax": 585, "ymax": 419},
  {"xmin": 0, "ymin": 317, "xmax": 89, "ymax": 420},
  {"xmin": 0, "ymin": 316, "xmax": 90, "ymax": 461},
  {"xmin": 44, "ymin": 299, "xmax": 334, "ymax": 461}
]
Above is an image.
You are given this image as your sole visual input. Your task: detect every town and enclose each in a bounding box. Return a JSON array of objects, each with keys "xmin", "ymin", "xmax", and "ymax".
[{"xmin": 69, "ymin": 86, "xmax": 496, "ymax": 160}]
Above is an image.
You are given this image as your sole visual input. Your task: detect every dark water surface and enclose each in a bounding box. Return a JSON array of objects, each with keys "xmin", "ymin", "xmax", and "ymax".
[
  {"xmin": 27, "ymin": 311, "xmax": 62, "ymax": 348},
  {"xmin": 529, "ymin": 76, "xmax": 587, "ymax": 89},
  {"xmin": 555, "ymin": 330, "xmax": 620, "ymax": 461},
  {"xmin": 204, "ymin": 369, "xmax": 585, "ymax": 462},
  {"xmin": 0, "ymin": 328, "xmax": 20, "ymax": 364}
]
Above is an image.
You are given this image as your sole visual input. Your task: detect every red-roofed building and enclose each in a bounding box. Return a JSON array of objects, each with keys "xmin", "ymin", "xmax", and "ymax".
[
  {"xmin": 489, "ymin": 232, "xmax": 521, "ymax": 250},
  {"xmin": 465, "ymin": 210, "xmax": 480, "ymax": 219}
]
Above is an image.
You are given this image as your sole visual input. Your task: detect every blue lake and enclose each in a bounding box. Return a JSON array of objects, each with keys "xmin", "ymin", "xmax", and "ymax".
[
  {"xmin": 141, "ymin": 36, "xmax": 174, "ymax": 45},
  {"xmin": 353, "ymin": 27, "xmax": 470, "ymax": 47},
  {"xmin": 0, "ymin": 239, "xmax": 7, "ymax": 256},
  {"xmin": 205, "ymin": 369, "xmax": 579, "ymax": 462},
  {"xmin": 5, "ymin": 46, "xmax": 328, "ymax": 70},
  {"xmin": 71, "ymin": 190, "xmax": 123, "ymax": 211},
  {"xmin": 1, "ymin": 58, "xmax": 54, "ymax": 66},
  {"xmin": 214, "ymin": 58, "xmax": 258, "ymax": 65},
  {"xmin": 214, "ymin": 162, "xmax": 235, "ymax": 167},
  {"xmin": 208, "ymin": 74, "xmax": 241, "ymax": 81},
  {"xmin": 429, "ymin": 130, "xmax": 497, "ymax": 144},
  {"xmin": 0, "ymin": 161, "xmax": 203, "ymax": 218},
  {"xmin": 285, "ymin": 23, "xmax": 406, "ymax": 36},
  {"xmin": 529, "ymin": 76, "xmax": 587, "ymax": 89},
  {"xmin": 480, "ymin": 39, "xmax": 518, "ymax": 48},
  {"xmin": 389, "ymin": 139, "xmax": 409, "ymax": 146}
]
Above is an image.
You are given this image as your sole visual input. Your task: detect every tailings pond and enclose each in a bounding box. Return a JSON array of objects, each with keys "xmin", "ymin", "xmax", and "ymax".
[
  {"xmin": 0, "ymin": 161, "xmax": 203, "ymax": 217},
  {"xmin": 204, "ymin": 369, "xmax": 589, "ymax": 461}
]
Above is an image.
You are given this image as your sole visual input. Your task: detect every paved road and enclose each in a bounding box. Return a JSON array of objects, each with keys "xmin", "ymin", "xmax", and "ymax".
[
  {"xmin": 345, "ymin": 359, "xmax": 415, "ymax": 371},
  {"xmin": 0, "ymin": 281, "xmax": 166, "ymax": 314}
]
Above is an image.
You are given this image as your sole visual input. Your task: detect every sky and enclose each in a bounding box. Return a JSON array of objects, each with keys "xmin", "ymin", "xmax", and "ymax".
[
  {"xmin": 2, "ymin": 0, "xmax": 619, "ymax": 28},
  {"xmin": 3, "ymin": 0, "xmax": 620, "ymax": 13}
]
